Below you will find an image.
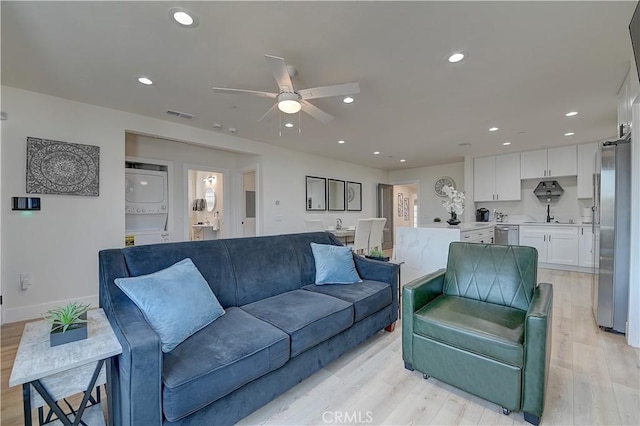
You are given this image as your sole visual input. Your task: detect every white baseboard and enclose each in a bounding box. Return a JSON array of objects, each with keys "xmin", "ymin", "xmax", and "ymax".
[
  {"xmin": 539, "ymin": 263, "xmax": 595, "ymax": 274},
  {"xmin": 2, "ymin": 294, "xmax": 98, "ymax": 324}
]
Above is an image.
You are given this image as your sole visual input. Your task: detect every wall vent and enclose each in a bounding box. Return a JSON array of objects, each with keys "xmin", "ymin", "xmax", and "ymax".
[{"xmin": 166, "ymin": 110, "xmax": 194, "ymax": 120}]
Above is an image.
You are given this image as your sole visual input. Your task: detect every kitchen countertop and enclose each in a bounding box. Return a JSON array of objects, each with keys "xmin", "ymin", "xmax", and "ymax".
[
  {"xmin": 417, "ymin": 222, "xmax": 496, "ymax": 231},
  {"xmin": 508, "ymin": 221, "xmax": 595, "ymax": 227}
]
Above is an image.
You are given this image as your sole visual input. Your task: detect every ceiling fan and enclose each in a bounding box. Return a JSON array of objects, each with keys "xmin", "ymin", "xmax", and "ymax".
[{"xmin": 212, "ymin": 55, "xmax": 360, "ymax": 124}]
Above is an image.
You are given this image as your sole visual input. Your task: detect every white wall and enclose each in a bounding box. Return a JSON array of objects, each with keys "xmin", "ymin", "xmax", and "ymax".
[
  {"xmin": 389, "ymin": 162, "xmax": 464, "ymax": 225},
  {"xmin": 1, "ymin": 86, "xmax": 388, "ymax": 323},
  {"xmin": 629, "ymin": 103, "xmax": 640, "ymax": 348}
]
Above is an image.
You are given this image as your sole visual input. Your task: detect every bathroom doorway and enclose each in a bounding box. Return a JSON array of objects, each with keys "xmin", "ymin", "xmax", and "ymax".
[
  {"xmin": 188, "ymin": 169, "xmax": 224, "ymax": 241},
  {"xmin": 392, "ymin": 182, "xmax": 419, "ymax": 244}
]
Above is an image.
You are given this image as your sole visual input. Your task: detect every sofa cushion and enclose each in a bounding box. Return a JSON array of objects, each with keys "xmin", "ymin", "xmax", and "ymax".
[
  {"xmin": 122, "ymin": 240, "xmax": 237, "ymax": 308},
  {"xmin": 162, "ymin": 307, "xmax": 289, "ymax": 421},
  {"xmin": 302, "ymin": 280, "xmax": 391, "ymax": 322},
  {"xmin": 241, "ymin": 290, "xmax": 354, "ymax": 357},
  {"xmin": 310, "ymin": 243, "xmax": 362, "ymax": 284},
  {"xmin": 223, "ymin": 235, "xmax": 304, "ymax": 306},
  {"xmin": 114, "ymin": 258, "xmax": 225, "ymax": 353},
  {"xmin": 413, "ymin": 295, "xmax": 526, "ymax": 367}
]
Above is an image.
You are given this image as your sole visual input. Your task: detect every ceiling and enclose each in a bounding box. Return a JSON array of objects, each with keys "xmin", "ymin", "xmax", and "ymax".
[{"xmin": 2, "ymin": 1, "xmax": 637, "ymax": 170}]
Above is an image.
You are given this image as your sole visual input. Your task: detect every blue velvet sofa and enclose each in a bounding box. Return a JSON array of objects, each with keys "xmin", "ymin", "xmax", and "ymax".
[{"xmin": 99, "ymin": 232, "xmax": 399, "ymax": 425}]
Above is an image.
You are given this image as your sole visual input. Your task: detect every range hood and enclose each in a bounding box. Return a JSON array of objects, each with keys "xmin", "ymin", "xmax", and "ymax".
[{"xmin": 533, "ymin": 180, "xmax": 564, "ymax": 202}]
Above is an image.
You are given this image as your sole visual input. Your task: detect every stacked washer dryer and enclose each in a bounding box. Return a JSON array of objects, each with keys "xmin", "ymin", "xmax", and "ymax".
[{"xmin": 125, "ymin": 167, "xmax": 171, "ymax": 245}]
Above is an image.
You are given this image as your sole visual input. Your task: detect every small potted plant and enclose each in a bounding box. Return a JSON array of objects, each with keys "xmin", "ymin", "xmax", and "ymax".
[
  {"xmin": 44, "ymin": 302, "xmax": 90, "ymax": 347},
  {"xmin": 441, "ymin": 185, "xmax": 465, "ymax": 226},
  {"xmin": 366, "ymin": 249, "xmax": 390, "ymax": 262}
]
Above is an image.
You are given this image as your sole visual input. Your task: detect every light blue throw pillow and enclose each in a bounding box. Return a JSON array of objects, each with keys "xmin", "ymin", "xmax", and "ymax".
[
  {"xmin": 115, "ymin": 258, "xmax": 225, "ymax": 352},
  {"xmin": 311, "ymin": 242, "xmax": 363, "ymax": 285}
]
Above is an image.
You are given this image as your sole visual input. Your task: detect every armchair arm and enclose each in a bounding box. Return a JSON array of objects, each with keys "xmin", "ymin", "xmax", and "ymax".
[
  {"xmin": 402, "ymin": 269, "xmax": 446, "ymax": 368},
  {"xmin": 522, "ymin": 282, "xmax": 553, "ymax": 419},
  {"xmin": 99, "ymin": 249, "xmax": 163, "ymax": 426}
]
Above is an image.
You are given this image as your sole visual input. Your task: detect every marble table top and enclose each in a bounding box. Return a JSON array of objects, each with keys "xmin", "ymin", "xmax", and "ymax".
[{"xmin": 9, "ymin": 308, "xmax": 122, "ymax": 387}]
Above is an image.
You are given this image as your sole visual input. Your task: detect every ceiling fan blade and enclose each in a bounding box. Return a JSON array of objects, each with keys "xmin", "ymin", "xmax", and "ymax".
[
  {"xmin": 265, "ymin": 55, "xmax": 294, "ymax": 93},
  {"xmin": 258, "ymin": 103, "xmax": 278, "ymax": 123},
  {"xmin": 298, "ymin": 82, "xmax": 360, "ymax": 100},
  {"xmin": 301, "ymin": 100, "xmax": 334, "ymax": 124},
  {"xmin": 212, "ymin": 87, "xmax": 277, "ymax": 98}
]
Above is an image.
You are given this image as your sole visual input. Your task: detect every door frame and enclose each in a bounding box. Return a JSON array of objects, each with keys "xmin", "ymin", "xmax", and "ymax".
[
  {"xmin": 183, "ymin": 163, "xmax": 229, "ymax": 240},
  {"xmin": 237, "ymin": 164, "xmax": 261, "ymax": 237}
]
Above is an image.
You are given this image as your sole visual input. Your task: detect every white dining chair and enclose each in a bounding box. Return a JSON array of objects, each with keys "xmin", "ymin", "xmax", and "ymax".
[
  {"xmin": 369, "ymin": 218, "xmax": 387, "ymax": 253},
  {"xmin": 304, "ymin": 219, "xmax": 325, "ymax": 232},
  {"xmin": 350, "ymin": 219, "xmax": 374, "ymax": 255}
]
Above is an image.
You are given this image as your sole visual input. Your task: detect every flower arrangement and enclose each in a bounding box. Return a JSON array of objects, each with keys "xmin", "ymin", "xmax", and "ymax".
[{"xmin": 441, "ymin": 185, "xmax": 465, "ymax": 225}]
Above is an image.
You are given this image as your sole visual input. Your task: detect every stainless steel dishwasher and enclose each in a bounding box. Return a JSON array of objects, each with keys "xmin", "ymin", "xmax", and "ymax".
[{"xmin": 495, "ymin": 225, "xmax": 519, "ymax": 245}]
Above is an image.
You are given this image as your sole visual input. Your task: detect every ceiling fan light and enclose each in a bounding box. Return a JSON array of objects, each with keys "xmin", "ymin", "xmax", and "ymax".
[
  {"xmin": 278, "ymin": 99, "xmax": 301, "ymax": 114},
  {"xmin": 284, "ymin": 122, "xmax": 294, "ymax": 128}
]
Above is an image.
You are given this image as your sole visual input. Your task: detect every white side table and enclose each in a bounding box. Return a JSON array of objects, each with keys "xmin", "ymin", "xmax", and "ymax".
[{"xmin": 9, "ymin": 309, "xmax": 122, "ymax": 426}]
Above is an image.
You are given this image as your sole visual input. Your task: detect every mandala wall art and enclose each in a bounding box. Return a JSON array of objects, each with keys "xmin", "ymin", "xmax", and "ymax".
[{"xmin": 26, "ymin": 137, "xmax": 100, "ymax": 196}]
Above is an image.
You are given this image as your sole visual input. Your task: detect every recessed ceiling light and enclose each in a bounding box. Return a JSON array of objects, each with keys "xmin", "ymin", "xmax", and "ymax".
[
  {"xmin": 343, "ymin": 97, "xmax": 354, "ymax": 104},
  {"xmin": 489, "ymin": 127, "xmax": 499, "ymax": 132},
  {"xmin": 400, "ymin": 159, "xmax": 406, "ymax": 162},
  {"xmin": 284, "ymin": 122, "xmax": 294, "ymax": 128},
  {"xmin": 565, "ymin": 111, "xmax": 578, "ymax": 117},
  {"xmin": 565, "ymin": 132, "xmax": 575, "ymax": 136},
  {"xmin": 137, "ymin": 77, "xmax": 153, "ymax": 85},
  {"xmin": 338, "ymin": 140, "xmax": 345, "ymax": 144},
  {"xmin": 169, "ymin": 7, "xmax": 199, "ymax": 28},
  {"xmin": 503, "ymin": 141, "xmax": 511, "ymax": 146},
  {"xmin": 373, "ymin": 151, "xmax": 380, "ymax": 155},
  {"xmin": 448, "ymin": 53, "xmax": 465, "ymax": 63}
]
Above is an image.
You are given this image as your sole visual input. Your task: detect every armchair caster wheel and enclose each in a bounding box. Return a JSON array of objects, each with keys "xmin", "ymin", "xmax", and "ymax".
[
  {"xmin": 502, "ymin": 407, "xmax": 511, "ymax": 416},
  {"xmin": 422, "ymin": 373, "xmax": 429, "ymax": 380}
]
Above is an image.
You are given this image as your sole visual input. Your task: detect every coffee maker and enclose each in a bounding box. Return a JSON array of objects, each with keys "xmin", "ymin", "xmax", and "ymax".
[{"xmin": 476, "ymin": 208, "xmax": 490, "ymax": 222}]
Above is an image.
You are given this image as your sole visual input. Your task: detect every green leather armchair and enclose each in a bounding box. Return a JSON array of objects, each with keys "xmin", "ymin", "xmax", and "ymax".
[{"xmin": 402, "ymin": 242, "xmax": 552, "ymax": 426}]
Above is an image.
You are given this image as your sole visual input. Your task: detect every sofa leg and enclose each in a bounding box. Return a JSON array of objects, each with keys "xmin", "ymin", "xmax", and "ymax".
[
  {"xmin": 384, "ymin": 322, "xmax": 396, "ymax": 332},
  {"xmin": 422, "ymin": 373, "xmax": 429, "ymax": 380},
  {"xmin": 502, "ymin": 407, "xmax": 511, "ymax": 416},
  {"xmin": 404, "ymin": 361, "xmax": 414, "ymax": 371},
  {"xmin": 524, "ymin": 412, "xmax": 540, "ymax": 426}
]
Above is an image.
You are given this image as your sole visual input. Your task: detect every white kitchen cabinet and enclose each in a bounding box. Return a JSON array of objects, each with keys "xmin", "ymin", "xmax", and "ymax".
[
  {"xmin": 578, "ymin": 226, "xmax": 594, "ymax": 267},
  {"xmin": 618, "ymin": 65, "xmax": 640, "ymax": 137},
  {"xmin": 577, "ymin": 142, "xmax": 598, "ymax": 199},
  {"xmin": 519, "ymin": 225, "xmax": 578, "ymax": 266},
  {"xmin": 460, "ymin": 227, "xmax": 494, "ymax": 244},
  {"xmin": 520, "ymin": 146, "xmax": 577, "ymax": 179},
  {"xmin": 474, "ymin": 153, "xmax": 521, "ymax": 202}
]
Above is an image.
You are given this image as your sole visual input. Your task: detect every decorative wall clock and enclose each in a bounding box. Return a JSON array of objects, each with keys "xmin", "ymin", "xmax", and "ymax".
[{"xmin": 434, "ymin": 176, "xmax": 455, "ymax": 197}]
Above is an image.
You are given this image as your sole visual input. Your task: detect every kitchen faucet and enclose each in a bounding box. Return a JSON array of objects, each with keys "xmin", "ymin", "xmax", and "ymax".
[
  {"xmin": 336, "ymin": 218, "xmax": 342, "ymax": 230},
  {"xmin": 546, "ymin": 204, "xmax": 554, "ymax": 223}
]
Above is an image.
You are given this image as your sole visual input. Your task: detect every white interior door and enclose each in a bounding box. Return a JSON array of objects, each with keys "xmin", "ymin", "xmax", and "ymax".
[{"xmin": 242, "ymin": 171, "xmax": 256, "ymax": 237}]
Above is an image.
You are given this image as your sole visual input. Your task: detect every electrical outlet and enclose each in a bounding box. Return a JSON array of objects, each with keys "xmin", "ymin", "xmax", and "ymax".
[{"xmin": 20, "ymin": 272, "xmax": 33, "ymax": 290}]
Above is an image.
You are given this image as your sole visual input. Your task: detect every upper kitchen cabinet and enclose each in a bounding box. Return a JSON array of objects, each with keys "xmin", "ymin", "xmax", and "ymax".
[
  {"xmin": 618, "ymin": 65, "xmax": 640, "ymax": 137},
  {"xmin": 474, "ymin": 152, "xmax": 521, "ymax": 202},
  {"xmin": 520, "ymin": 145, "xmax": 577, "ymax": 179},
  {"xmin": 577, "ymin": 142, "xmax": 598, "ymax": 199}
]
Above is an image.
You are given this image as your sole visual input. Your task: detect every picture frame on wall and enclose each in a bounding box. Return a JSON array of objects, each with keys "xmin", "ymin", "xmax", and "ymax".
[
  {"xmin": 397, "ymin": 193, "xmax": 403, "ymax": 217},
  {"xmin": 403, "ymin": 197, "xmax": 409, "ymax": 221},
  {"xmin": 347, "ymin": 181, "xmax": 362, "ymax": 211}
]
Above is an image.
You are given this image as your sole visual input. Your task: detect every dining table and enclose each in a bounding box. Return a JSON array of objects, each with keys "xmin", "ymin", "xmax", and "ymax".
[{"xmin": 326, "ymin": 228, "xmax": 355, "ymax": 244}]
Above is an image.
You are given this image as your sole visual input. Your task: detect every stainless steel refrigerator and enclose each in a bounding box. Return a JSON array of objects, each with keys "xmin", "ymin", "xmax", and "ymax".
[{"xmin": 592, "ymin": 136, "xmax": 631, "ymax": 333}]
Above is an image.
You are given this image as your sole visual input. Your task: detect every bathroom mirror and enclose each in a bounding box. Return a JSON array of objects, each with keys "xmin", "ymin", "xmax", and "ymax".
[
  {"xmin": 328, "ymin": 179, "xmax": 346, "ymax": 211},
  {"xmin": 306, "ymin": 176, "xmax": 326, "ymax": 211},
  {"xmin": 205, "ymin": 187, "xmax": 216, "ymax": 212}
]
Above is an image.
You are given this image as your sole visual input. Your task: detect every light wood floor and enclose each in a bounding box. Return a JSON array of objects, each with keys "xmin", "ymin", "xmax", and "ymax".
[{"xmin": 2, "ymin": 269, "xmax": 639, "ymax": 425}]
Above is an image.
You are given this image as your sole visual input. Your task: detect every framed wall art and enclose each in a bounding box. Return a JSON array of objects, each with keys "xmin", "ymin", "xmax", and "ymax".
[
  {"xmin": 26, "ymin": 137, "xmax": 100, "ymax": 196},
  {"xmin": 347, "ymin": 181, "xmax": 362, "ymax": 211},
  {"xmin": 397, "ymin": 193, "xmax": 404, "ymax": 217},
  {"xmin": 403, "ymin": 197, "xmax": 409, "ymax": 221}
]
